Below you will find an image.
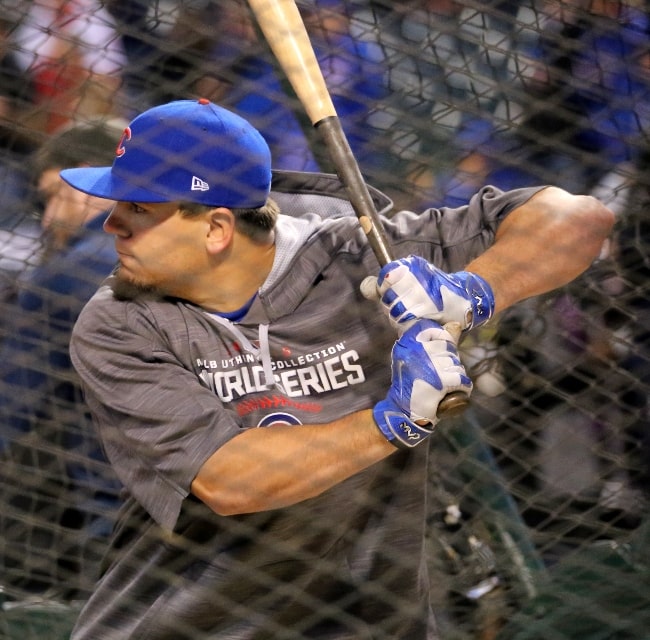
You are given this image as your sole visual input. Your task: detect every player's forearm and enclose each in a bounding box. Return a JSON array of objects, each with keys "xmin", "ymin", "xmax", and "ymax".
[
  {"xmin": 465, "ymin": 186, "xmax": 615, "ymax": 314},
  {"xmin": 191, "ymin": 409, "xmax": 395, "ymax": 516}
]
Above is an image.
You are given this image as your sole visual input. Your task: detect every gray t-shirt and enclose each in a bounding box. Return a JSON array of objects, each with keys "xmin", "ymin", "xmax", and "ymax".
[{"xmin": 69, "ymin": 171, "xmax": 542, "ymax": 639}]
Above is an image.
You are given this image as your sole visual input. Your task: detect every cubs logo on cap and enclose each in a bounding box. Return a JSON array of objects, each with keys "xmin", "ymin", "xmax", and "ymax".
[{"xmin": 59, "ymin": 99, "xmax": 272, "ymax": 208}]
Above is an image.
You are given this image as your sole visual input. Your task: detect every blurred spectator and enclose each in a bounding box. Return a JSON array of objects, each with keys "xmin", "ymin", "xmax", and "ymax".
[
  {"xmin": 11, "ymin": 0, "xmax": 128, "ymax": 133},
  {"xmin": 105, "ymin": 0, "xmax": 220, "ymax": 112},
  {"xmin": 202, "ymin": 1, "xmax": 319, "ymax": 171},
  {"xmin": 102, "ymin": 0, "xmax": 168, "ymax": 112},
  {"xmin": 424, "ymin": 118, "xmax": 542, "ymax": 209},
  {"xmin": 568, "ymin": 0, "xmax": 649, "ymax": 167},
  {"xmin": 0, "ymin": 221, "xmax": 42, "ymax": 305},
  {"xmin": 603, "ymin": 144, "xmax": 650, "ymax": 499},
  {"xmin": 301, "ymin": 0, "xmax": 390, "ymax": 178},
  {"xmin": 510, "ymin": 0, "xmax": 650, "ymax": 192},
  {"xmin": 0, "ymin": 122, "xmax": 124, "ymax": 599},
  {"xmin": 0, "ymin": 7, "xmax": 43, "ymax": 303},
  {"xmin": 35, "ymin": 123, "xmax": 123, "ymax": 257},
  {"xmin": 0, "ymin": 5, "xmax": 40, "ymax": 159},
  {"xmin": 0, "ymin": 2, "xmax": 42, "ymax": 135},
  {"xmin": 483, "ymin": 211, "xmax": 647, "ymax": 562},
  {"xmin": 354, "ymin": 0, "xmax": 538, "ymax": 207}
]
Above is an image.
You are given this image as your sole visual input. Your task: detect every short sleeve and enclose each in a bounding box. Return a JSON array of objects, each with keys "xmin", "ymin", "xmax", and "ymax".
[
  {"xmin": 70, "ymin": 288, "xmax": 240, "ymax": 530},
  {"xmin": 384, "ymin": 185, "xmax": 545, "ymax": 271}
]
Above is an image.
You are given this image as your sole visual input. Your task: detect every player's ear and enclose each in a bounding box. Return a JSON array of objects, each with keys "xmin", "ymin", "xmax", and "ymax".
[{"xmin": 205, "ymin": 207, "xmax": 235, "ymax": 255}]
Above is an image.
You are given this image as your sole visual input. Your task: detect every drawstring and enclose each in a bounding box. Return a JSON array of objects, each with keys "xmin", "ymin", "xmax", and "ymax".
[
  {"xmin": 257, "ymin": 324, "xmax": 278, "ymax": 391},
  {"xmin": 204, "ymin": 314, "xmax": 283, "ymax": 392}
]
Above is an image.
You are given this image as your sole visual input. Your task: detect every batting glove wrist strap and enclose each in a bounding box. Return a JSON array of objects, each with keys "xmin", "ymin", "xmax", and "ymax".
[
  {"xmin": 373, "ymin": 400, "xmax": 433, "ymax": 449},
  {"xmin": 453, "ymin": 270, "xmax": 495, "ymax": 330},
  {"xmin": 374, "ymin": 256, "xmax": 495, "ymax": 332}
]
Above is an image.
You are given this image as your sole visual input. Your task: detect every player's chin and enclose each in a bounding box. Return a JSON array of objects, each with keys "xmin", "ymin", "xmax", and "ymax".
[
  {"xmin": 112, "ymin": 267, "xmax": 159, "ymax": 300},
  {"xmin": 114, "ymin": 264, "xmax": 139, "ymax": 285}
]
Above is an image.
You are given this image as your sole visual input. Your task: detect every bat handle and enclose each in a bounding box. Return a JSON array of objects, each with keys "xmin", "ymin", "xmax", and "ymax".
[
  {"xmin": 314, "ymin": 120, "xmax": 470, "ymax": 421},
  {"xmin": 437, "ymin": 391, "xmax": 470, "ymax": 418},
  {"xmin": 315, "ymin": 117, "xmax": 393, "ymax": 266}
]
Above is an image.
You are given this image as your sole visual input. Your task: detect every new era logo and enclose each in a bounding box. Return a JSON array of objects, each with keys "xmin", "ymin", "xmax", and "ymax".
[{"xmin": 191, "ymin": 176, "xmax": 209, "ymax": 192}]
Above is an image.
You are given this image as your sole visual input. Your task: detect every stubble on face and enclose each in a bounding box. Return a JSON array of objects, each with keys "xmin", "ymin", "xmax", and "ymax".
[{"xmin": 111, "ymin": 266, "xmax": 163, "ymax": 301}]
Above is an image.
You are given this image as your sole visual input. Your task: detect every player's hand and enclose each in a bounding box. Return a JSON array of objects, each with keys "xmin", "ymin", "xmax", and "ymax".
[
  {"xmin": 361, "ymin": 255, "xmax": 495, "ymax": 332},
  {"xmin": 373, "ymin": 319, "xmax": 472, "ymax": 448}
]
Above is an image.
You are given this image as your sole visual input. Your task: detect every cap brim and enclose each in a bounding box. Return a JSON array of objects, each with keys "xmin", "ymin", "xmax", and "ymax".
[
  {"xmin": 60, "ymin": 167, "xmax": 172, "ymax": 203},
  {"xmin": 60, "ymin": 167, "xmax": 114, "ymax": 198}
]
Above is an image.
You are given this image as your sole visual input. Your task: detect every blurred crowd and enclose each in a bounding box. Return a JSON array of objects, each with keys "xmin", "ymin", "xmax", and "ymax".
[{"xmin": 0, "ymin": 0, "xmax": 648, "ymax": 619}]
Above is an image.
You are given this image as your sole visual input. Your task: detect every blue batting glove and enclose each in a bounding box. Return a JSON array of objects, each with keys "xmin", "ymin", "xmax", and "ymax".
[
  {"xmin": 368, "ymin": 255, "xmax": 495, "ymax": 332},
  {"xmin": 374, "ymin": 319, "xmax": 472, "ymax": 448}
]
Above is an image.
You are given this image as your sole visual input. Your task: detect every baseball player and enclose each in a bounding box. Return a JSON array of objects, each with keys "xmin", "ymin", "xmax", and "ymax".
[{"xmin": 60, "ymin": 98, "xmax": 614, "ymax": 639}]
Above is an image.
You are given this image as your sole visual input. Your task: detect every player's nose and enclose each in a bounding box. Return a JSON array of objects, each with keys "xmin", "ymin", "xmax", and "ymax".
[{"xmin": 103, "ymin": 203, "xmax": 129, "ymax": 236}]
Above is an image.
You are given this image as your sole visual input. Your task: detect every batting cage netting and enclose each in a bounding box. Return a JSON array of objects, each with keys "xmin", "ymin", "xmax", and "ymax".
[{"xmin": 1, "ymin": 0, "xmax": 649, "ymax": 638}]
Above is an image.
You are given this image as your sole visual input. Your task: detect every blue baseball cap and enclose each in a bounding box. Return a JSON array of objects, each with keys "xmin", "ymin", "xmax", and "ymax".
[{"xmin": 60, "ymin": 99, "xmax": 272, "ymax": 208}]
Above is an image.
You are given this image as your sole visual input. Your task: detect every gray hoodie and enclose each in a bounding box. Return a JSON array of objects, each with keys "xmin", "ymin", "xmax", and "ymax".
[{"xmin": 69, "ymin": 170, "xmax": 542, "ymax": 640}]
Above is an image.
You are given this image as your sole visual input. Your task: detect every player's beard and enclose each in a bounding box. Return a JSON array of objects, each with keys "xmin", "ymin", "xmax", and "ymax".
[{"xmin": 111, "ymin": 265, "xmax": 164, "ymax": 301}]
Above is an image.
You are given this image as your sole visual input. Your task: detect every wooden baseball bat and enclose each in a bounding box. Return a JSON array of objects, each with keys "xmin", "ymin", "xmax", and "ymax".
[{"xmin": 246, "ymin": 0, "xmax": 468, "ymax": 418}]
